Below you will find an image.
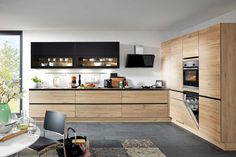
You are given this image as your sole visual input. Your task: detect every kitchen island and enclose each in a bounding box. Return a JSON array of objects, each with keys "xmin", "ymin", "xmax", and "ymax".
[{"xmin": 29, "ymin": 88, "xmax": 170, "ymax": 122}]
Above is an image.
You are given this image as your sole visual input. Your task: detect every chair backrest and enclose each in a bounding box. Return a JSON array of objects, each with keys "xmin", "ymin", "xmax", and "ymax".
[{"xmin": 44, "ymin": 110, "xmax": 66, "ymax": 135}]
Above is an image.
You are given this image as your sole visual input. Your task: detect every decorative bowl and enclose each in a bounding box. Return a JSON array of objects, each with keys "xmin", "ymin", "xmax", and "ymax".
[{"xmin": 0, "ymin": 121, "xmax": 16, "ymax": 134}]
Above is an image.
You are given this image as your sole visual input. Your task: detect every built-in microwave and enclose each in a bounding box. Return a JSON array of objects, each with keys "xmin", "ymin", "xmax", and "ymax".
[{"xmin": 183, "ymin": 59, "xmax": 199, "ymax": 89}]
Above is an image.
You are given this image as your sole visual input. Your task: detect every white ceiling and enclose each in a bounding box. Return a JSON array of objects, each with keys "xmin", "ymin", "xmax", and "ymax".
[{"xmin": 1, "ymin": 0, "xmax": 236, "ymax": 31}]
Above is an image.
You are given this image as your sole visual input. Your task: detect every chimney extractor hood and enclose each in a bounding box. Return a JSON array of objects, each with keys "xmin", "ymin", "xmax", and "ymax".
[{"xmin": 125, "ymin": 54, "xmax": 155, "ymax": 68}]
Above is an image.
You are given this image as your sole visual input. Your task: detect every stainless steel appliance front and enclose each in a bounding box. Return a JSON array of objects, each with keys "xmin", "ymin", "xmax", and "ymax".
[{"xmin": 183, "ymin": 59, "xmax": 199, "ymax": 89}]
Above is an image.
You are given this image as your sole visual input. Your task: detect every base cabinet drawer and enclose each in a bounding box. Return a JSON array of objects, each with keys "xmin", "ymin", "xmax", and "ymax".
[
  {"xmin": 122, "ymin": 104, "xmax": 168, "ymax": 118},
  {"xmin": 122, "ymin": 91, "xmax": 168, "ymax": 103},
  {"xmin": 29, "ymin": 91, "xmax": 75, "ymax": 104},
  {"xmin": 76, "ymin": 91, "xmax": 122, "ymax": 103},
  {"xmin": 199, "ymin": 97, "xmax": 221, "ymax": 142},
  {"xmin": 76, "ymin": 105, "xmax": 121, "ymax": 117},
  {"xmin": 29, "ymin": 104, "xmax": 75, "ymax": 117}
]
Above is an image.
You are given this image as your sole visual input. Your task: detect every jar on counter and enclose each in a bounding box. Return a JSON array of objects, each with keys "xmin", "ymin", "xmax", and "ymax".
[
  {"xmin": 119, "ymin": 81, "xmax": 123, "ymax": 88},
  {"xmin": 71, "ymin": 76, "xmax": 77, "ymax": 88}
]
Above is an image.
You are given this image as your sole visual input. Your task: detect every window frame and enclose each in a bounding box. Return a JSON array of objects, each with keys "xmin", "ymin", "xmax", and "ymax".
[{"xmin": 0, "ymin": 31, "xmax": 23, "ymax": 115}]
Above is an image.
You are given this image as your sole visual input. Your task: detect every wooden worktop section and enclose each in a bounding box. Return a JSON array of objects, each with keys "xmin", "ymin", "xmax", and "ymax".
[{"xmin": 29, "ymin": 89, "xmax": 170, "ymax": 122}]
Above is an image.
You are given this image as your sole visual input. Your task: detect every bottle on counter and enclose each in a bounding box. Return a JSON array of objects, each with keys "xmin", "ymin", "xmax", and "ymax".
[
  {"xmin": 78, "ymin": 74, "xmax": 81, "ymax": 87},
  {"xmin": 71, "ymin": 76, "xmax": 77, "ymax": 88},
  {"xmin": 123, "ymin": 79, "xmax": 128, "ymax": 88},
  {"xmin": 119, "ymin": 81, "xmax": 123, "ymax": 88}
]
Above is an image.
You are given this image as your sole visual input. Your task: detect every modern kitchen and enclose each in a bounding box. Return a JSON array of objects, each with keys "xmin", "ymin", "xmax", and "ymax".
[{"xmin": 1, "ymin": 0, "xmax": 236, "ymax": 157}]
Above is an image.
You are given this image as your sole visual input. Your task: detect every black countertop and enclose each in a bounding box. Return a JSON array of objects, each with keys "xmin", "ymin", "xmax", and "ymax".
[{"xmin": 29, "ymin": 87, "xmax": 169, "ymax": 90}]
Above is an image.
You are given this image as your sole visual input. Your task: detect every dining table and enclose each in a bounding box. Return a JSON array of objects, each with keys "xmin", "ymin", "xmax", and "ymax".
[{"xmin": 0, "ymin": 127, "xmax": 40, "ymax": 157}]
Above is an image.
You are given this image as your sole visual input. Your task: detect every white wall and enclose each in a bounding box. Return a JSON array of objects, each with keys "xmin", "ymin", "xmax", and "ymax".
[
  {"xmin": 161, "ymin": 9, "xmax": 236, "ymax": 41},
  {"xmin": 22, "ymin": 30, "xmax": 162, "ymax": 110}
]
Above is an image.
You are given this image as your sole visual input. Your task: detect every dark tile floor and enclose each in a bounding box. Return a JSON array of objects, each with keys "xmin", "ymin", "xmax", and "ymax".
[
  {"xmin": 63, "ymin": 122, "xmax": 236, "ymax": 157},
  {"xmin": 15, "ymin": 122, "xmax": 236, "ymax": 157}
]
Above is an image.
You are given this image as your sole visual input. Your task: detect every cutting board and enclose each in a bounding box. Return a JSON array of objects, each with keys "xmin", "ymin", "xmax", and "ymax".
[
  {"xmin": 0, "ymin": 129, "xmax": 27, "ymax": 142},
  {"xmin": 111, "ymin": 77, "xmax": 125, "ymax": 88}
]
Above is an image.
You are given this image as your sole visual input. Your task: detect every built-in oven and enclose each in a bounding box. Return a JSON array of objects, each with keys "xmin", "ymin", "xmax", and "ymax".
[{"xmin": 183, "ymin": 59, "xmax": 199, "ymax": 89}]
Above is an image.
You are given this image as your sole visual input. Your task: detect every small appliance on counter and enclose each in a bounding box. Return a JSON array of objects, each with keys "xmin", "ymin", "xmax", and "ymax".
[
  {"xmin": 104, "ymin": 79, "xmax": 112, "ymax": 88},
  {"xmin": 155, "ymin": 80, "xmax": 164, "ymax": 88},
  {"xmin": 104, "ymin": 72, "xmax": 126, "ymax": 88},
  {"xmin": 141, "ymin": 80, "xmax": 164, "ymax": 89}
]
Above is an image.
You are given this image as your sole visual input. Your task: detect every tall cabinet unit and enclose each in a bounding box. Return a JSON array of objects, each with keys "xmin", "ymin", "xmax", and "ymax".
[
  {"xmin": 161, "ymin": 23, "xmax": 236, "ymax": 150},
  {"xmin": 161, "ymin": 38, "xmax": 183, "ymax": 91},
  {"xmin": 161, "ymin": 41, "xmax": 172, "ymax": 89},
  {"xmin": 170, "ymin": 38, "xmax": 183, "ymax": 92},
  {"xmin": 199, "ymin": 24, "xmax": 221, "ymax": 99}
]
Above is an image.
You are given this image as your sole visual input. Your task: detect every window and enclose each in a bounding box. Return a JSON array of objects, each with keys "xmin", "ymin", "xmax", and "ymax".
[{"xmin": 0, "ymin": 31, "xmax": 22, "ymax": 113}]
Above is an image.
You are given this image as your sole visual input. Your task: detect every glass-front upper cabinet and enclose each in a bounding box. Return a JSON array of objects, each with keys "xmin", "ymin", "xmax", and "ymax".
[
  {"xmin": 32, "ymin": 57, "xmax": 73, "ymax": 67},
  {"xmin": 75, "ymin": 42, "xmax": 119, "ymax": 68},
  {"xmin": 31, "ymin": 42, "xmax": 75, "ymax": 68},
  {"xmin": 31, "ymin": 42, "xmax": 119, "ymax": 69},
  {"xmin": 78, "ymin": 57, "xmax": 118, "ymax": 68}
]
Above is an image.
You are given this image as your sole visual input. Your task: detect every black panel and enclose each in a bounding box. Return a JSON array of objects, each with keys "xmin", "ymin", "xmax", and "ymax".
[
  {"xmin": 75, "ymin": 42, "xmax": 119, "ymax": 57},
  {"xmin": 31, "ymin": 42, "xmax": 120, "ymax": 69},
  {"xmin": 125, "ymin": 54, "xmax": 155, "ymax": 68},
  {"xmin": 31, "ymin": 42, "xmax": 75, "ymax": 57}
]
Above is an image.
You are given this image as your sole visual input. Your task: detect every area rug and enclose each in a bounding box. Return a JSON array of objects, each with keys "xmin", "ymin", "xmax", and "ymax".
[
  {"xmin": 11, "ymin": 139, "xmax": 166, "ymax": 157},
  {"xmin": 91, "ymin": 139, "xmax": 166, "ymax": 157}
]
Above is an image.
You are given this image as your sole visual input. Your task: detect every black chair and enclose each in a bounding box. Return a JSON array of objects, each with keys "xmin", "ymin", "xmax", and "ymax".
[{"xmin": 28, "ymin": 110, "xmax": 67, "ymax": 157}]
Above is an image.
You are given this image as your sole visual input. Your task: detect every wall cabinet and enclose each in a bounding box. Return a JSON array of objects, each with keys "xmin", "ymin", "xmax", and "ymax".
[
  {"xmin": 31, "ymin": 42, "xmax": 120, "ymax": 68},
  {"xmin": 182, "ymin": 32, "xmax": 199, "ymax": 58}
]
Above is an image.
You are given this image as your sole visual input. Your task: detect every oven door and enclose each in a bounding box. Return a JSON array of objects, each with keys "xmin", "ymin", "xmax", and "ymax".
[{"xmin": 183, "ymin": 68, "xmax": 199, "ymax": 88}]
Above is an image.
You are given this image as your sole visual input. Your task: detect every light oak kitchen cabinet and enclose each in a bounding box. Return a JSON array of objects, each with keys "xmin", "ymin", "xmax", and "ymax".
[
  {"xmin": 29, "ymin": 89, "xmax": 170, "ymax": 122},
  {"xmin": 121, "ymin": 90, "xmax": 169, "ymax": 118},
  {"xmin": 75, "ymin": 91, "xmax": 122, "ymax": 118},
  {"xmin": 199, "ymin": 97, "xmax": 221, "ymax": 142},
  {"xmin": 182, "ymin": 32, "xmax": 199, "ymax": 58},
  {"xmin": 199, "ymin": 24, "xmax": 221, "ymax": 99},
  {"xmin": 29, "ymin": 90, "xmax": 76, "ymax": 117},
  {"xmin": 169, "ymin": 91, "xmax": 198, "ymax": 130},
  {"xmin": 161, "ymin": 23, "xmax": 236, "ymax": 150},
  {"xmin": 170, "ymin": 37, "xmax": 183, "ymax": 92},
  {"xmin": 161, "ymin": 41, "xmax": 172, "ymax": 89},
  {"xmin": 161, "ymin": 38, "xmax": 183, "ymax": 91}
]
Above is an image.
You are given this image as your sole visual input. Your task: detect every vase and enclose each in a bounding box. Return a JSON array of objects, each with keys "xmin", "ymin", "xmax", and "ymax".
[{"xmin": 0, "ymin": 103, "xmax": 11, "ymax": 124}]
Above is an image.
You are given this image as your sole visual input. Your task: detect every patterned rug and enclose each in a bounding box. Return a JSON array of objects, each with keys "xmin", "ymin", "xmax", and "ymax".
[
  {"xmin": 11, "ymin": 139, "xmax": 166, "ymax": 157},
  {"xmin": 91, "ymin": 139, "xmax": 166, "ymax": 157}
]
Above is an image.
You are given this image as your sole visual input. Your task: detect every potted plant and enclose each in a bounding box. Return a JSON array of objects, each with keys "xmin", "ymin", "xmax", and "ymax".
[
  {"xmin": 0, "ymin": 77, "xmax": 23, "ymax": 123},
  {"xmin": 31, "ymin": 76, "xmax": 43, "ymax": 88}
]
